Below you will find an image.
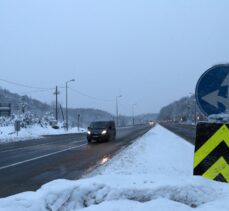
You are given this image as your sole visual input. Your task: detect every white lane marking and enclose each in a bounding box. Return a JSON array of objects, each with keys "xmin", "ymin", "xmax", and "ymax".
[
  {"xmin": 0, "ymin": 139, "xmax": 85, "ymax": 154},
  {"xmin": 0, "ymin": 143, "xmax": 87, "ymax": 171},
  {"xmin": 71, "ymin": 140, "xmax": 86, "ymax": 145}
]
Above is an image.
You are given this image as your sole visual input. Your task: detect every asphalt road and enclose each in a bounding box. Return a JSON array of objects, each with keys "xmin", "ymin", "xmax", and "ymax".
[
  {"xmin": 0, "ymin": 124, "xmax": 152, "ymax": 198},
  {"xmin": 160, "ymin": 123, "xmax": 196, "ymax": 145}
]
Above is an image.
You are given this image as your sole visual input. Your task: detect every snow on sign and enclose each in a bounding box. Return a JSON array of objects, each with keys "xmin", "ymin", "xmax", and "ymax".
[
  {"xmin": 195, "ymin": 64, "xmax": 229, "ymax": 116},
  {"xmin": 194, "ymin": 122, "xmax": 229, "ymax": 183}
]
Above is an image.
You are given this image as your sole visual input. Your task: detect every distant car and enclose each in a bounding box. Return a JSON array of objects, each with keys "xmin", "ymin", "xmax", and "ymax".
[
  {"xmin": 87, "ymin": 121, "xmax": 116, "ymax": 143},
  {"xmin": 148, "ymin": 120, "xmax": 155, "ymax": 126}
]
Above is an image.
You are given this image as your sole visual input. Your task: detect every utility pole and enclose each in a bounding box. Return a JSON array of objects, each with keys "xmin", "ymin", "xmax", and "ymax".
[
  {"xmin": 116, "ymin": 95, "xmax": 122, "ymax": 127},
  {"xmin": 132, "ymin": 103, "xmax": 137, "ymax": 126},
  {"xmin": 66, "ymin": 79, "xmax": 75, "ymax": 131},
  {"xmin": 54, "ymin": 86, "xmax": 60, "ymax": 121},
  {"xmin": 78, "ymin": 114, "xmax": 80, "ymax": 132}
]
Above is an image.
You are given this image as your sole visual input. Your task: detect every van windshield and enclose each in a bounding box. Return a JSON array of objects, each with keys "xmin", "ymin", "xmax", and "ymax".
[{"xmin": 90, "ymin": 122, "xmax": 109, "ymax": 129}]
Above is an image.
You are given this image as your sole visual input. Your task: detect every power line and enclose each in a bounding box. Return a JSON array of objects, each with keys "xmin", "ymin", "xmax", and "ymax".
[
  {"xmin": 17, "ymin": 88, "xmax": 55, "ymax": 95},
  {"xmin": 0, "ymin": 77, "xmax": 115, "ymax": 103},
  {"xmin": 69, "ymin": 87, "xmax": 114, "ymax": 102},
  {"xmin": 0, "ymin": 78, "xmax": 52, "ymax": 90}
]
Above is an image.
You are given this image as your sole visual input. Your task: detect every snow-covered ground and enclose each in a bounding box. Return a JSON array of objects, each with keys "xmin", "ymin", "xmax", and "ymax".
[
  {"xmin": 0, "ymin": 125, "xmax": 229, "ymax": 211},
  {"xmin": 0, "ymin": 125, "xmax": 86, "ymax": 143}
]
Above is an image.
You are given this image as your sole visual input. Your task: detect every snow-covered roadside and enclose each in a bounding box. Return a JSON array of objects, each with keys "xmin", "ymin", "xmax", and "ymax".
[
  {"xmin": 93, "ymin": 124, "xmax": 193, "ymax": 177},
  {"xmin": 0, "ymin": 125, "xmax": 229, "ymax": 211},
  {"xmin": 0, "ymin": 125, "xmax": 86, "ymax": 143}
]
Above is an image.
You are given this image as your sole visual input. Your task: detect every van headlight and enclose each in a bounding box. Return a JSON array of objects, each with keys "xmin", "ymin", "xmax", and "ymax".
[
  {"xmin": 101, "ymin": 130, "xmax": 107, "ymax": 135},
  {"xmin": 87, "ymin": 131, "xmax": 91, "ymax": 135}
]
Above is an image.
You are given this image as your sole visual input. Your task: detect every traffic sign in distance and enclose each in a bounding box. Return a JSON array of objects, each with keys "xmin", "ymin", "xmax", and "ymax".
[
  {"xmin": 195, "ymin": 64, "xmax": 229, "ymax": 116},
  {"xmin": 194, "ymin": 122, "xmax": 229, "ymax": 183}
]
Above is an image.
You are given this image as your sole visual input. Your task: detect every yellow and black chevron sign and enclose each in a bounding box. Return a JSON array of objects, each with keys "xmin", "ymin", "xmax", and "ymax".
[{"xmin": 194, "ymin": 123, "xmax": 229, "ymax": 182}]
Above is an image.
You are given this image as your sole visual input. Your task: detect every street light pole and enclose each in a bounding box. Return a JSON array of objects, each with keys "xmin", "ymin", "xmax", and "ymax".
[
  {"xmin": 132, "ymin": 103, "xmax": 137, "ymax": 125},
  {"xmin": 194, "ymin": 98, "xmax": 197, "ymax": 125},
  {"xmin": 66, "ymin": 79, "xmax": 75, "ymax": 131},
  {"xmin": 116, "ymin": 95, "xmax": 122, "ymax": 127},
  {"xmin": 189, "ymin": 92, "xmax": 197, "ymax": 125}
]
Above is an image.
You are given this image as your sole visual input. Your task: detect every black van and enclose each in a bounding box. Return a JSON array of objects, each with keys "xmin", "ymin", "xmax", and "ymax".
[{"xmin": 87, "ymin": 121, "xmax": 116, "ymax": 143}]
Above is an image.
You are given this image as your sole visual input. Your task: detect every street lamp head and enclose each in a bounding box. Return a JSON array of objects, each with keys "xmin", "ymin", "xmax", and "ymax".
[{"xmin": 66, "ymin": 79, "xmax": 76, "ymax": 84}]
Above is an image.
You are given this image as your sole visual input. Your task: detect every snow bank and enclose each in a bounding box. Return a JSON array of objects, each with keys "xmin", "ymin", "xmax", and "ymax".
[
  {"xmin": 95, "ymin": 124, "xmax": 193, "ymax": 176},
  {"xmin": 0, "ymin": 125, "xmax": 86, "ymax": 143},
  {"xmin": 1, "ymin": 125, "xmax": 229, "ymax": 211},
  {"xmin": 208, "ymin": 112, "xmax": 229, "ymax": 122}
]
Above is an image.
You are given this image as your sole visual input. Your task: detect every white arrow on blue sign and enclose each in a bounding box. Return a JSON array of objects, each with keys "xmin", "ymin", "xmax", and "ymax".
[{"xmin": 195, "ymin": 64, "xmax": 229, "ymax": 116}]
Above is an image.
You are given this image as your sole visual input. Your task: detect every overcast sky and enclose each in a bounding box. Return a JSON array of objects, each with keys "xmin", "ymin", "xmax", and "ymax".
[{"xmin": 0, "ymin": 0, "xmax": 229, "ymax": 115}]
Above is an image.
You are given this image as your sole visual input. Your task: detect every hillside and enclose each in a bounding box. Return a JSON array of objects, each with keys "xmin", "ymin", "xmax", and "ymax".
[
  {"xmin": 118, "ymin": 113, "xmax": 158, "ymax": 127},
  {"xmin": 68, "ymin": 108, "xmax": 114, "ymax": 128},
  {"xmin": 157, "ymin": 95, "xmax": 205, "ymax": 123},
  {"xmin": 0, "ymin": 88, "xmax": 156, "ymax": 128},
  {"xmin": 0, "ymin": 88, "xmax": 114, "ymax": 126},
  {"xmin": 0, "ymin": 88, "xmax": 50, "ymax": 115}
]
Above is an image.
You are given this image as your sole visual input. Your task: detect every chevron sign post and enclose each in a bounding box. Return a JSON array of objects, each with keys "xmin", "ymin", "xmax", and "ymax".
[
  {"xmin": 194, "ymin": 123, "xmax": 229, "ymax": 182},
  {"xmin": 194, "ymin": 64, "xmax": 229, "ymax": 182}
]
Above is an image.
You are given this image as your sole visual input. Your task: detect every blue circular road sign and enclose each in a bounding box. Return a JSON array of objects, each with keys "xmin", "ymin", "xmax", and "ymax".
[{"xmin": 195, "ymin": 64, "xmax": 229, "ymax": 116}]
